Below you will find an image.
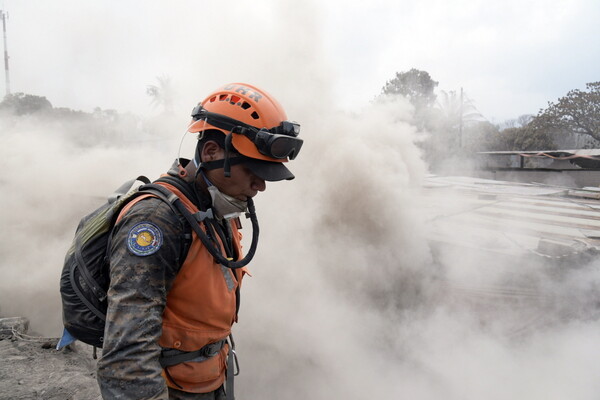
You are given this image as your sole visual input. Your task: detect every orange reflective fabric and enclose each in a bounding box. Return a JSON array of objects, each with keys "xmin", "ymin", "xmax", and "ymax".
[
  {"xmin": 116, "ymin": 193, "xmax": 154, "ymax": 224},
  {"xmin": 118, "ymin": 179, "xmax": 247, "ymax": 393}
]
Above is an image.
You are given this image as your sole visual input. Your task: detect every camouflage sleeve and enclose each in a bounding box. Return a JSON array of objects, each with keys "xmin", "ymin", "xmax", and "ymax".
[{"xmin": 97, "ymin": 197, "xmax": 188, "ymax": 400}]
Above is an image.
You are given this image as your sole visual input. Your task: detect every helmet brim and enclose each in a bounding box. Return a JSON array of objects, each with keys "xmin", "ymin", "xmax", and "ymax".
[{"xmin": 242, "ymin": 157, "xmax": 295, "ymax": 181}]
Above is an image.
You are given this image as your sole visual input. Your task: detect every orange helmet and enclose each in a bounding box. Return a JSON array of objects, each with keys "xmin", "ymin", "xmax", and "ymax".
[{"xmin": 188, "ymin": 83, "xmax": 302, "ymax": 164}]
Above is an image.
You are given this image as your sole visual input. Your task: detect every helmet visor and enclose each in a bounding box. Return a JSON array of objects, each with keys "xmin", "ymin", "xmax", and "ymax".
[{"xmin": 242, "ymin": 156, "xmax": 295, "ymax": 181}]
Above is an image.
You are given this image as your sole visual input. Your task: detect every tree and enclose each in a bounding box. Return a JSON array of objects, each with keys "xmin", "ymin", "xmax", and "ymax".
[
  {"xmin": 533, "ymin": 81, "xmax": 600, "ymax": 142},
  {"xmin": 434, "ymin": 89, "xmax": 485, "ymax": 147},
  {"xmin": 146, "ymin": 75, "xmax": 175, "ymax": 114},
  {"xmin": 0, "ymin": 92, "xmax": 52, "ymax": 115},
  {"xmin": 481, "ymin": 124, "xmax": 555, "ymax": 151},
  {"xmin": 436, "ymin": 90, "xmax": 483, "ymax": 126},
  {"xmin": 516, "ymin": 114, "xmax": 534, "ymax": 127},
  {"xmin": 501, "ymin": 114, "xmax": 534, "ymax": 130},
  {"xmin": 463, "ymin": 121, "xmax": 500, "ymax": 152},
  {"xmin": 381, "ymin": 68, "xmax": 438, "ymax": 109}
]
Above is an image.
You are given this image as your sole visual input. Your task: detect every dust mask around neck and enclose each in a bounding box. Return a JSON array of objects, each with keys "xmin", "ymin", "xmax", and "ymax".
[{"xmin": 207, "ymin": 185, "xmax": 248, "ymax": 220}]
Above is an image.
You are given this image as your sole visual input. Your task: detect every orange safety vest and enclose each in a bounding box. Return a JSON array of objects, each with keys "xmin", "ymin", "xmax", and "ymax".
[{"xmin": 119, "ymin": 180, "xmax": 246, "ymax": 393}]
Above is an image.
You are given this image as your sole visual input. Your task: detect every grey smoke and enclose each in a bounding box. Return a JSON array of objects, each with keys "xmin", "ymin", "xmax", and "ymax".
[
  {"xmin": 2, "ymin": 78, "xmax": 600, "ymax": 400},
  {"xmin": 0, "ymin": 1, "xmax": 599, "ymax": 399},
  {"xmin": 0, "ymin": 111, "xmax": 174, "ymax": 331},
  {"xmin": 235, "ymin": 95, "xmax": 600, "ymax": 399}
]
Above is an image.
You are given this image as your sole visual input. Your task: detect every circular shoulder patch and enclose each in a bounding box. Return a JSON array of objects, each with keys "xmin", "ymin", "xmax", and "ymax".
[{"xmin": 127, "ymin": 222, "xmax": 163, "ymax": 256}]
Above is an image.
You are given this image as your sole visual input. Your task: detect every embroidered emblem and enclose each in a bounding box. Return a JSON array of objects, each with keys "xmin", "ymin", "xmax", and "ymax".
[{"xmin": 127, "ymin": 222, "xmax": 163, "ymax": 256}]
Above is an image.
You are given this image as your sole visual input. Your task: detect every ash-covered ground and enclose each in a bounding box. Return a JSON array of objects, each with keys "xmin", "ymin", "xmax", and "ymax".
[{"xmin": 0, "ymin": 318, "xmax": 100, "ymax": 400}]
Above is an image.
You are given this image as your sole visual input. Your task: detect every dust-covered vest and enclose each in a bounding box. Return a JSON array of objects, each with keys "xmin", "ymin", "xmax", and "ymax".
[{"xmin": 119, "ymin": 180, "xmax": 246, "ymax": 393}]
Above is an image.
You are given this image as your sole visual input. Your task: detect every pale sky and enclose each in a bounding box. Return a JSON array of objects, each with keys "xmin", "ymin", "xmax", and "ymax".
[{"xmin": 2, "ymin": 0, "xmax": 599, "ymax": 123}]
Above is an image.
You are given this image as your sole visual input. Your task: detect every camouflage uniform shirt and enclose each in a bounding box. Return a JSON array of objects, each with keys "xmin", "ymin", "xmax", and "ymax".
[{"xmin": 96, "ymin": 173, "xmax": 226, "ymax": 400}]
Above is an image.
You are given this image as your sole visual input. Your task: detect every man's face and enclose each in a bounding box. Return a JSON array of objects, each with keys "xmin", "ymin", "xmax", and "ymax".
[
  {"xmin": 201, "ymin": 140, "xmax": 266, "ymax": 200},
  {"xmin": 207, "ymin": 163, "xmax": 266, "ymax": 201}
]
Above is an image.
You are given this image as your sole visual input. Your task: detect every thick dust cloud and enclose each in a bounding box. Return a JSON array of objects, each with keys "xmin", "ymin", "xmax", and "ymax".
[
  {"xmin": 0, "ymin": 110, "xmax": 179, "ymax": 332},
  {"xmin": 0, "ymin": 1, "xmax": 599, "ymax": 399},
  {"xmin": 236, "ymin": 91, "xmax": 600, "ymax": 399}
]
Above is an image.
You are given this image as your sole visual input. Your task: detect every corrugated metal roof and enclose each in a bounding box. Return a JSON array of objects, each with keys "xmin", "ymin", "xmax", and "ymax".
[
  {"xmin": 478, "ymin": 149, "xmax": 600, "ymax": 157},
  {"xmin": 422, "ymin": 175, "xmax": 600, "ymax": 259},
  {"xmin": 476, "ymin": 149, "xmax": 600, "ymax": 170}
]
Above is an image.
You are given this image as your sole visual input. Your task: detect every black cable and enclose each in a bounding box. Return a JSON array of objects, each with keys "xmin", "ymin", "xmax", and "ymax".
[
  {"xmin": 174, "ymin": 197, "xmax": 259, "ymax": 269},
  {"xmin": 142, "ymin": 183, "xmax": 259, "ymax": 269}
]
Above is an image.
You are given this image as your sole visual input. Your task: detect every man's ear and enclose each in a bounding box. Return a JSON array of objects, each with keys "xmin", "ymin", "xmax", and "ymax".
[{"xmin": 200, "ymin": 140, "xmax": 225, "ymax": 161}]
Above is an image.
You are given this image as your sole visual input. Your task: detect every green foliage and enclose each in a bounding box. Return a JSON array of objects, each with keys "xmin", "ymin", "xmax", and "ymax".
[
  {"xmin": 487, "ymin": 82, "xmax": 600, "ymax": 151},
  {"xmin": 463, "ymin": 121, "xmax": 500, "ymax": 152},
  {"xmin": 380, "ymin": 69, "xmax": 505, "ymax": 171},
  {"xmin": 0, "ymin": 92, "xmax": 52, "ymax": 115},
  {"xmin": 380, "ymin": 73, "xmax": 599, "ymax": 171},
  {"xmin": 428, "ymin": 90, "xmax": 485, "ymax": 149},
  {"xmin": 518, "ymin": 126, "xmax": 556, "ymax": 150},
  {"xmin": 0, "ymin": 92, "xmax": 143, "ymax": 148},
  {"xmin": 378, "ymin": 68, "xmax": 575, "ymax": 172},
  {"xmin": 435, "ymin": 90, "xmax": 483, "ymax": 128},
  {"xmin": 533, "ymin": 81, "xmax": 600, "ymax": 142},
  {"xmin": 478, "ymin": 122, "xmax": 556, "ymax": 152},
  {"xmin": 381, "ymin": 68, "xmax": 438, "ymax": 109}
]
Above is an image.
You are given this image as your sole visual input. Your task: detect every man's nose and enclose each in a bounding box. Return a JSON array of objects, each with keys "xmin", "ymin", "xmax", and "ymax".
[{"xmin": 251, "ymin": 176, "xmax": 266, "ymax": 192}]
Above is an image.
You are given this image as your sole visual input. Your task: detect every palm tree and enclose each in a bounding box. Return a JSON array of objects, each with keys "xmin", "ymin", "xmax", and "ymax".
[
  {"xmin": 146, "ymin": 75, "xmax": 174, "ymax": 114},
  {"xmin": 436, "ymin": 89, "xmax": 484, "ymax": 147}
]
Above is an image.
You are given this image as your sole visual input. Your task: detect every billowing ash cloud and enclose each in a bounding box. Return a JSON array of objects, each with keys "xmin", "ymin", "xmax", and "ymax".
[
  {"xmin": 0, "ymin": 109, "xmax": 178, "ymax": 331},
  {"xmin": 1, "ymin": 1, "xmax": 599, "ymax": 399},
  {"xmin": 235, "ymin": 91, "xmax": 600, "ymax": 399}
]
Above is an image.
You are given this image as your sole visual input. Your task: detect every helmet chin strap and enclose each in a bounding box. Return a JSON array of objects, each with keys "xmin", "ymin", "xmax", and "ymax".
[
  {"xmin": 194, "ymin": 134, "xmax": 241, "ymax": 177},
  {"xmin": 223, "ymin": 132, "xmax": 234, "ymax": 177}
]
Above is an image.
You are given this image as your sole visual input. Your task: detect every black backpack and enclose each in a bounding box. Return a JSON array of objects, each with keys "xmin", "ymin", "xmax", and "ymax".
[{"xmin": 59, "ymin": 176, "xmax": 192, "ymax": 348}]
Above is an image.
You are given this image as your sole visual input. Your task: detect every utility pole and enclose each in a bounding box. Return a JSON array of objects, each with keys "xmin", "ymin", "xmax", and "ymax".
[
  {"xmin": 458, "ymin": 87, "xmax": 463, "ymax": 148},
  {"xmin": 0, "ymin": 9, "xmax": 9, "ymax": 96}
]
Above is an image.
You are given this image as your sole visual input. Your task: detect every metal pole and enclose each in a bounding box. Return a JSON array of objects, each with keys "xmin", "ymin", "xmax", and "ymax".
[
  {"xmin": 458, "ymin": 87, "xmax": 463, "ymax": 148},
  {"xmin": 1, "ymin": 10, "xmax": 9, "ymax": 95}
]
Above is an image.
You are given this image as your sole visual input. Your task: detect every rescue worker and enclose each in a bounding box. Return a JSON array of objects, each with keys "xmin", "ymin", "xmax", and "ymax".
[{"xmin": 96, "ymin": 83, "xmax": 302, "ymax": 399}]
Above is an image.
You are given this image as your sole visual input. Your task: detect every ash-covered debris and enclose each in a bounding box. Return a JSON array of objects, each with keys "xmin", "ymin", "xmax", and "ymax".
[
  {"xmin": 0, "ymin": 317, "xmax": 100, "ymax": 400},
  {"xmin": 0, "ymin": 317, "xmax": 29, "ymax": 338}
]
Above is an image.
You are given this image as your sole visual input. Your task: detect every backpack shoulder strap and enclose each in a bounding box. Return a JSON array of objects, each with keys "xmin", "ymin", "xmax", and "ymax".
[
  {"xmin": 108, "ymin": 176, "xmax": 151, "ymax": 204},
  {"xmin": 154, "ymin": 175, "xmax": 203, "ymax": 209},
  {"xmin": 137, "ymin": 183, "xmax": 194, "ymax": 271}
]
